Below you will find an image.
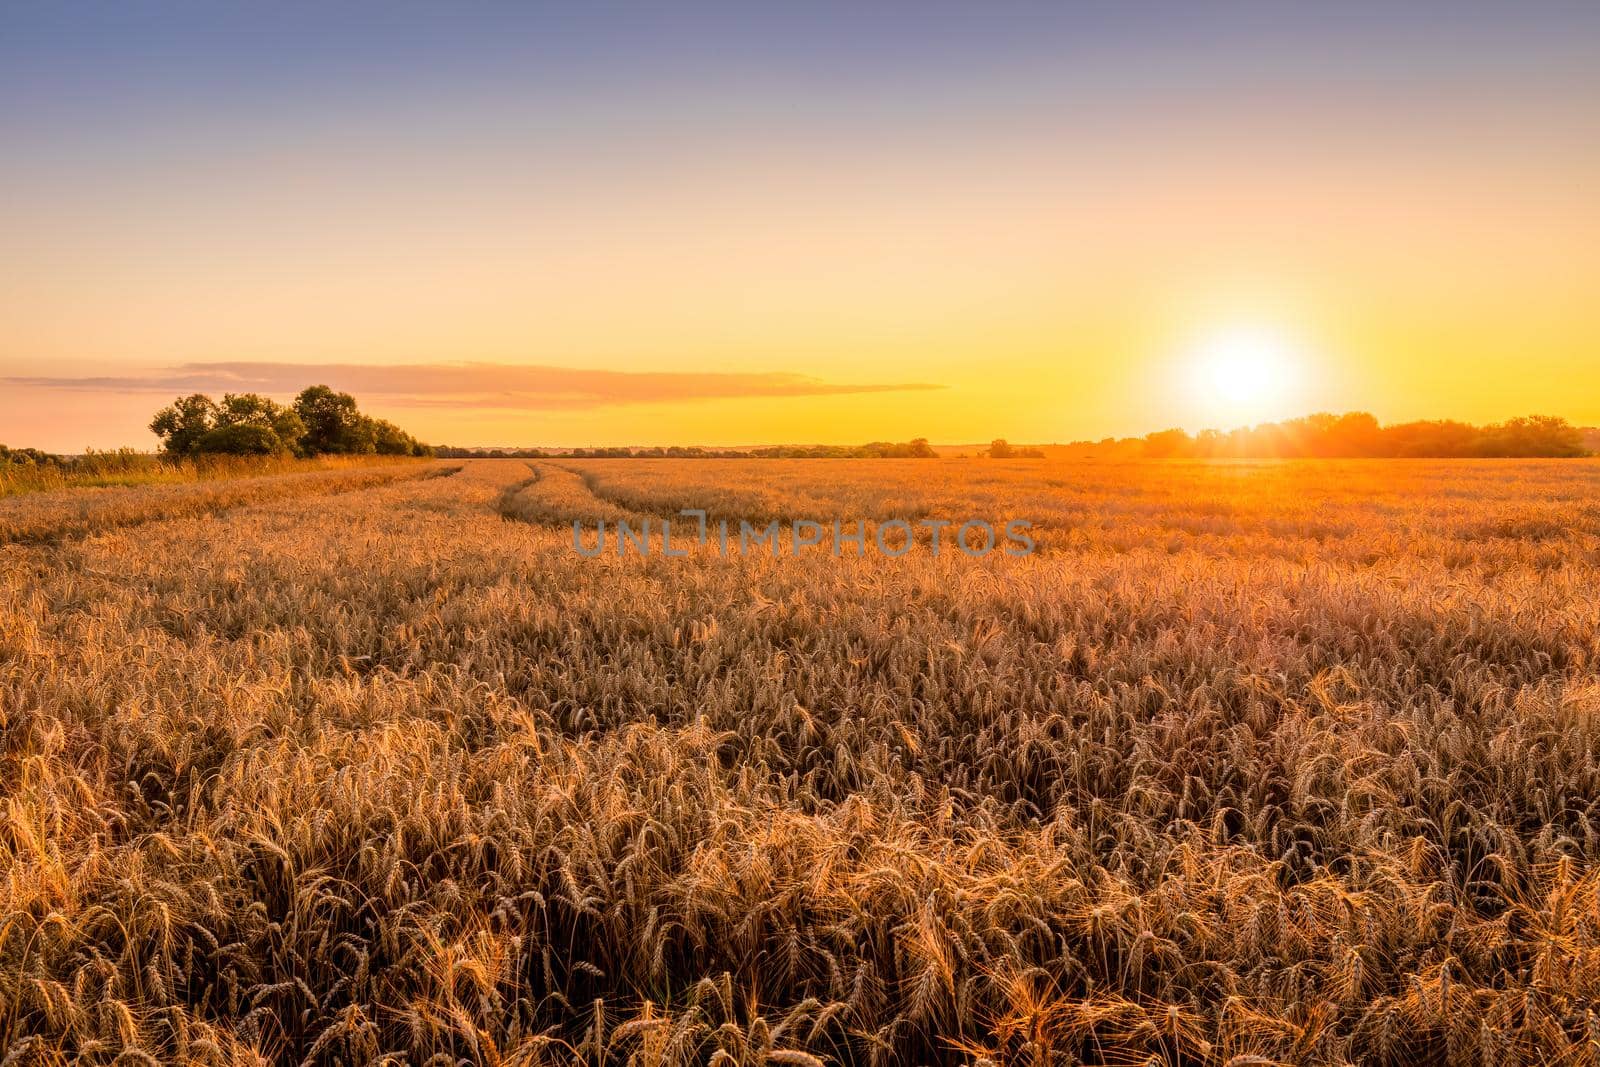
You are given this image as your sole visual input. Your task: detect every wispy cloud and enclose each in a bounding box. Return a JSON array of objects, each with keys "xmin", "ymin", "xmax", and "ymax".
[{"xmin": 3, "ymin": 361, "xmax": 944, "ymax": 410}]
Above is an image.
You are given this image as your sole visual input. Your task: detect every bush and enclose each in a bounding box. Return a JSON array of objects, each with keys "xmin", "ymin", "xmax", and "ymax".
[
  {"xmin": 148, "ymin": 394, "xmax": 219, "ymax": 455},
  {"xmin": 193, "ymin": 423, "xmax": 286, "ymax": 455},
  {"xmin": 294, "ymin": 386, "xmax": 375, "ymax": 454}
]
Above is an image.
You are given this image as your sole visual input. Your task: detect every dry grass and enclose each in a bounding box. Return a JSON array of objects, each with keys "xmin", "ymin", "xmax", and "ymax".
[
  {"xmin": 3, "ymin": 457, "xmax": 1599, "ymax": 1064},
  {"xmin": 0, "ymin": 459, "xmax": 448, "ymax": 546},
  {"xmin": 0, "ymin": 451, "xmax": 428, "ymax": 500}
]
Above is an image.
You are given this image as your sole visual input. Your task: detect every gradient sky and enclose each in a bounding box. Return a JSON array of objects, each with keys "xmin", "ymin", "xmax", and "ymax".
[{"xmin": 3, "ymin": 2, "xmax": 1597, "ymax": 450}]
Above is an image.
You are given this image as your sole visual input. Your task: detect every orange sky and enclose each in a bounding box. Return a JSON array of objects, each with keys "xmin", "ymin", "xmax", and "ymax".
[{"xmin": 2, "ymin": 6, "xmax": 1597, "ymax": 450}]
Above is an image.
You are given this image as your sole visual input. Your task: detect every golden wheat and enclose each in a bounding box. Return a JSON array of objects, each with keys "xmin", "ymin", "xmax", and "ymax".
[{"xmin": 2, "ymin": 456, "xmax": 1598, "ymax": 1064}]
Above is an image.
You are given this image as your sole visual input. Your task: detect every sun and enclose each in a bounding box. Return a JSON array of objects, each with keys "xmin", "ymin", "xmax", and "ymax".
[{"xmin": 1183, "ymin": 324, "xmax": 1307, "ymax": 426}]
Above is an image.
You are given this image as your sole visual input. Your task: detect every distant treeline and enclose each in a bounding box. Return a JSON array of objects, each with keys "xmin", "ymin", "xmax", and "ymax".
[
  {"xmin": 1, "ymin": 445, "xmax": 194, "ymax": 486},
  {"xmin": 1064, "ymin": 413, "xmax": 1594, "ymax": 459},
  {"xmin": 148, "ymin": 386, "xmax": 430, "ymax": 457},
  {"xmin": 435, "ymin": 438, "xmax": 941, "ymax": 460},
  {"xmin": 0, "ymin": 445, "xmax": 58, "ymax": 467},
  {"xmin": 354, "ymin": 415, "xmax": 1600, "ymax": 465}
]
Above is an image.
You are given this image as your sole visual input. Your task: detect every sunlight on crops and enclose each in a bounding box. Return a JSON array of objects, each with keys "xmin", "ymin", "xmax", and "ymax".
[{"xmin": 3, "ymin": 457, "xmax": 1600, "ymax": 1064}]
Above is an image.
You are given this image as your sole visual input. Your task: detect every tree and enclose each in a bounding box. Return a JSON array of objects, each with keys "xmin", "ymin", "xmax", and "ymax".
[
  {"xmin": 1382, "ymin": 419, "xmax": 1479, "ymax": 457},
  {"xmin": 988, "ymin": 439, "xmax": 1013, "ymax": 459},
  {"xmin": 294, "ymin": 386, "xmax": 374, "ymax": 454},
  {"xmin": 1483, "ymin": 415, "xmax": 1585, "ymax": 457},
  {"xmin": 193, "ymin": 423, "xmax": 284, "ymax": 455},
  {"xmin": 371, "ymin": 419, "xmax": 419, "ymax": 455},
  {"xmin": 215, "ymin": 393, "xmax": 306, "ymax": 454},
  {"xmin": 0, "ymin": 444, "xmax": 59, "ymax": 466},
  {"xmin": 1329, "ymin": 412, "xmax": 1382, "ymax": 456},
  {"xmin": 1142, "ymin": 428, "xmax": 1191, "ymax": 458},
  {"xmin": 149, "ymin": 394, "xmax": 219, "ymax": 455},
  {"xmin": 149, "ymin": 387, "xmax": 424, "ymax": 458}
]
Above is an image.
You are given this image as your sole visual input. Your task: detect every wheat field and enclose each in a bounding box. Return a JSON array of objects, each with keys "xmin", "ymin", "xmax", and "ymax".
[{"xmin": 3, "ymin": 457, "xmax": 1600, "ymax": 1065}]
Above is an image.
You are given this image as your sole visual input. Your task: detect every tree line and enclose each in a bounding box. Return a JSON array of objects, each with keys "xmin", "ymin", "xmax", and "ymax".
[
  {"xmin": 0, "ymin": 445, "xmax": 57, "ymax": 467},
  {"xmin": 149, "ymin": 386, "xmax": 430, "ymax": 457},
  {"xmin": 434, "ymin": 438, "xmax": 941, "ymax": 459},
  {"xmin": 432, "ymin": 415, "xmax": 1598, "ymax": 462},
  {"xmin": 1063, "ymin": 412, "xmax": 1593, "ymax": 459},
  {"xmin": 985, "ymin": 440, "xmax": 1046, "ymax": 459}
]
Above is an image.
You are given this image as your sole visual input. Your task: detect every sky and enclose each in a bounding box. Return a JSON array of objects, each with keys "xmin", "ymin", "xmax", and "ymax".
[{"xmin": 2, "ymin": 2, "xmax": 1598, "ymax": 450}]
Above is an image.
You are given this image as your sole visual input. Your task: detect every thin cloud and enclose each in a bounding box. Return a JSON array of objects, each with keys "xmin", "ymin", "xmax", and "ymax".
[{"xmin": 3, "ymin": 361, "xmax": 944, "ymax": 410}]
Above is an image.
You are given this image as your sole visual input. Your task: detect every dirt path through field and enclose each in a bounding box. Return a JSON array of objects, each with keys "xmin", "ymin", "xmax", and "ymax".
[{"xmin": 495, "ymin": 460, "xmax": 655, "ymax": 527}]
